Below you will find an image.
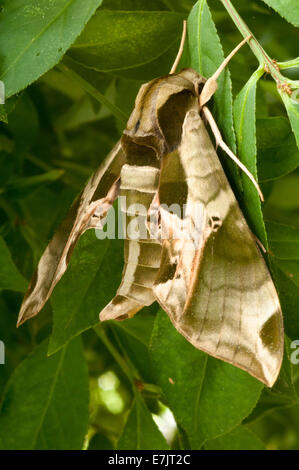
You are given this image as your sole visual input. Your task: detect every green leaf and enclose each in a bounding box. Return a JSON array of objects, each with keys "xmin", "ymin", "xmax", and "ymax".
[
  {"xmin": 0, "ymin": 96, "xmax": 20, "ymax": 124},
  {"xmin": 49, "ymin": 229, "xmax": 123, "ymax": 355},
  {"xmin": 0, "ymin": 0, "xmax": 104, "ymax": 98},
  {"xmin": 117, "ymin": 395, "xmax": 169, "ymax": 450},
  {"xmin": 244, "ymin": 338, "xmax": 298, "ymax": 423},
  {"xmin": 261, "ymin": 0, "xmax": 299, "ymax": 28},
  {"xmin": 110, "ymin": 306, "xmax": 158, "ymax": 383},
  {"xmin": 0, "ymin": 236, "xmax": 27, "ymax": 292},
  {"xmin": 0, "ymin": 337, "xmax": 89, "ymax": 450},
  {"xmin": 234, "ymin": 68, "xmax": 267, "ymax": 246},
  {"xmin": 279, "ymin": 90, "xmax": 299, "ymax": 151},
  {"xmin": 267, "ymin": 221, "xmax": 299, "ymax": 260},
  {"xmin": 88, "ymin": 433, "xmax": 114, "ymax": 450},
  {"xmin": 7, "ymin": 93, "xmax": 39, "ymax": 151},
  {"xmin": 257, "ymin": 117, "xmax": 299, "ymax": 181},
  {"xmin": 113, "ymin": 40, "xmax": 181, "ymax": 81},
  {"xmin": 69, "ymin": 10, "xmax": 184, "ymax": 72},
  {"xmin": 266, "ymin": 221, "xmax": 299, "ymax": 339},
  {"xmin": 150, "ymin": 310, "xmax": 263, "ymax": 449},
  {"xmin": 187, "ymin": 0, "xmax": 237, "ymax": 163},
  {"xmin": 162, "ymin": 0, "xmax": 196, "ymax": 11},
  {"xmin": 205, "ymin": 425, "xmax": 265, "ymax": 450}
]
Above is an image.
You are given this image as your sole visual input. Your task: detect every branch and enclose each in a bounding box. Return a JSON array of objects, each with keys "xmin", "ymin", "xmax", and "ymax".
[{"xmin": 219, "ymin": 0, "xmax": 295, "ymax": 89}]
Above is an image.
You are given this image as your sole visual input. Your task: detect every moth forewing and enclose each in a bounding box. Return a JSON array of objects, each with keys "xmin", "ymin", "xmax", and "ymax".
[
  {"xmin": 153, "ymin": 110, "xmax": 284, "ymax": 387},
  {"xmin": 17, "ymin": 141, "xmax": 125, "ymax": 327}
]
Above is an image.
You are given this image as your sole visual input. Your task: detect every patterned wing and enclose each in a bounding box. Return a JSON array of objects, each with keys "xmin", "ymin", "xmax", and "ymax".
[
  {"xmin": 17, "ymin": 141, "xmax": 125, "ymax": 326},
  {"xmin": 153, "ymin": 110, "xmax": 284, "ymax": 387}
]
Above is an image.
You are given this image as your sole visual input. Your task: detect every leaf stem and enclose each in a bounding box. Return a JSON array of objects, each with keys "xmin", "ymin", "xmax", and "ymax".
[
  {"xmin": 219, "ymin": 0, "xmax": 293, "ymax": 86},
  {"xmin": 278, "ymin": 58, "xmax": 299, "ymax": 70}
]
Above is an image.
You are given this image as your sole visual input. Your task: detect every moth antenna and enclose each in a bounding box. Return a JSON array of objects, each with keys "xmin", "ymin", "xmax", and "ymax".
[
  {"xmin": 170, "ymin": 20, "xmax": 187, "ymax": 75},
  {"xmin": 200, "ymin": 35, "xmax": 252, "ymax": 107},
  {"xmin": 202, "ymin": 106, "xmax": 264, "ymax": 202}
]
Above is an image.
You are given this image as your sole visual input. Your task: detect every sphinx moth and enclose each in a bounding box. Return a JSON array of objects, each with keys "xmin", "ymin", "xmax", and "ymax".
[{"xmin": 17, "ymin": 31, "xmax": 283, "ymax": 387}]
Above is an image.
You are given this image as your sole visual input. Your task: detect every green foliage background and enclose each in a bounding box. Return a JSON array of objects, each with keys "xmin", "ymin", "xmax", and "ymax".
[{"xmin": 0, "ymin": 0, "xmax": 299, "ymax": 450}]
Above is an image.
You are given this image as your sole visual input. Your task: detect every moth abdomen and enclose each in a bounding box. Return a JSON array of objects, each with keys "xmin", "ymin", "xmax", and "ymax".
[{"xmin": 100, "ymin": 162, "xmax": 162, "ymax": 320}]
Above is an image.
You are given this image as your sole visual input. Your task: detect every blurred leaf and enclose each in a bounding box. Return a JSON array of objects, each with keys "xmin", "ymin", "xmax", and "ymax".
[
  {"xmin": 267, "ymin": 221, "xmax": 299, "ymax": 260},
  {"xmin": 261, "ymin": 0, "xmax": 299, "ymax": 28},
  {"xmin": 49, "ymin": 229, "xmax": 123, "ymax": 355},
  {"xmin": 8, "ymin": 93, "xmax": 39, "ymax": 152},
  {"xmin": 102, "ymin": 0, "xmax": 168, "ymax": 9},
  {"xmin": 205, "ymin": 425, "xmax": 265, "ymax": 450},
  {"xmin": 257, "ymin": 117, "xmax": 299, "ymax": 181},
  {"xmin": 113, "ymin": 40, "xmax": 181, "ymax": 81},
  {"xmin": 0, "ymin": 96, "xmax": 20, "ymax": 124},
  {"xmin": 234, "ymin": 68, "xmax": 267, "ymax": 246},
  {"xmin": 279, "ymin": 90, "xmax": 299, "ymax": 150},
  {"xmin": 0, "ymin": 337, "xmax": 89, "ymax": 450},
  {"xmin": 6, "ymin": 170, "xmax": 64, "ymax": 199},
  {"xmin": 110, "ymin": 306, "xmax": 157, "ymax": 383},
  {"xmin": 114, "ymin": 77, "xmax": 143, "ymax": 123},
  {"xmin": 0, "ymin": 236, "xmax": 27, "ymax": 292},
  {"xmin": 266, "ymin": 221, "xmax": 299, "ymax": 338},
  {"xmin": 0, "ymin": 0, "xmax": 104, "ymax": 98},
  {"xmin": 188, "ymin": 0, "xmax": 239, "ymax": 187},
  {"xmin": 69, "ymin": 10, "xmax": 184, "ymax": 72},
  {"xmin": 162, "ymin": 0, "xmax": 195, "ymax": 12},
  {"xmin": 117, "ymin": 395, "xmax": 169, "ymax": 450},
  {"xmin": 59, "ymin": 58, "xmax": 127, "ymax": 124},
  {"xmin": 245, "ymin": 338, "xmax": 298, "ymax": 423},
  {"xmin": 150, "ymin": 310, "xmax": 263, "ymax": 449}
]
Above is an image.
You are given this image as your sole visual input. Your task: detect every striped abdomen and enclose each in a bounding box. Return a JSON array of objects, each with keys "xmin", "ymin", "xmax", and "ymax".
[{"xmin": 99, "ymin": 163, "xmax": 161, "ymax": 321}]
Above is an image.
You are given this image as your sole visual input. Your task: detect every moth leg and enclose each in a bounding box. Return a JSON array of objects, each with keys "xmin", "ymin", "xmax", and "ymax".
[
  {"xmin": 200, "ymin": 35, "xmax": 252, "ymax": 107},
  {"xmin": 202, "ymin": 105, "xmax": 264, "ymax": 201},
  {"xmin": 253, "ymin": 234, "xmax": 267, "ymax": 253}
]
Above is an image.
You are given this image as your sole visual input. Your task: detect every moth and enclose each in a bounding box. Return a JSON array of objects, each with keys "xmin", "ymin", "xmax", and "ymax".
[{"xmin": 17, "ymin": 26, "xmax": 283, "ymax": 387}]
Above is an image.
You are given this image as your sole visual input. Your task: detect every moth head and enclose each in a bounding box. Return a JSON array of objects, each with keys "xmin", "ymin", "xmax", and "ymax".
[{"xmin": 122, "ymin": 69, "xmax": 206, "ymax": 158}]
